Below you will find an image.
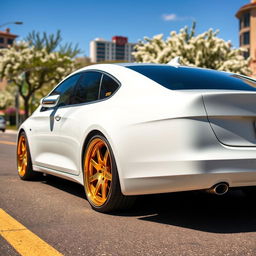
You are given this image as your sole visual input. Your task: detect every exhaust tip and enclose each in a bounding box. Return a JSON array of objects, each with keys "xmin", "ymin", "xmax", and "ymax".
[{"xmin": 208, "ymin": 182, "xmax": 229, "ymax": 195}]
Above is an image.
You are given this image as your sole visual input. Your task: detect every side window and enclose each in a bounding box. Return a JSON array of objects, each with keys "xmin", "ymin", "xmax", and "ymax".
[
  {"xmin": 73, "ymin": 71, "xmax": 102, "ymax": 104},
  {"xmin": 100, "ymin": 74, "xmax": 119, "ymax": 99},
  {"xmin": 50, "ymin": 73, "xmax": 81, "ymax": 106}
]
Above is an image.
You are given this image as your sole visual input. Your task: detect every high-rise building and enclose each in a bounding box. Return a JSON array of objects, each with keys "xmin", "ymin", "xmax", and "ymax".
[
  {"xmin": 236, "ymin": 0, "xmax": 256, "ymax": 75},
  {"xmin": 90, "ymin": 36, "xmax": 136, "ymax": 63},
  {"xmin": 0, "ymin": 28, "xmax": 18, "ymax": 48}
]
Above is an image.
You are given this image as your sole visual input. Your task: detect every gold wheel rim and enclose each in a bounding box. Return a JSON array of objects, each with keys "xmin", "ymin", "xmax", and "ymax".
[
  {"xmin": 84, "ymin": 138, "xmax": 112, "ymax": 207},
  {"xmin": 17, "ymin": 135, "xmax": 28, "ymax": 177}
]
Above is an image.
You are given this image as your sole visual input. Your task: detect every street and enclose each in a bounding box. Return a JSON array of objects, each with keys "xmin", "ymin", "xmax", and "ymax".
[{"xmin": 0, "ymin": 132, "xmax": 256, "ymax": 256}]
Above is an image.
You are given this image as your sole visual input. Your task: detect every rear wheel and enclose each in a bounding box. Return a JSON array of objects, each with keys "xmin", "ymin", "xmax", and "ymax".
[
  {"xmin": 83, "ymin": 135, "xmax": 135, "ymax": 213},
  {"xmin": 17, "ymin": 132, "xmax": 40, "ymax": 180}
]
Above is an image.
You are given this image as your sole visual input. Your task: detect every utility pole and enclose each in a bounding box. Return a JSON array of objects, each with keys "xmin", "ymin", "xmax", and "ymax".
[{"xmin": 15, "ymin": 88, "xmax": 19, "ymax": 128}]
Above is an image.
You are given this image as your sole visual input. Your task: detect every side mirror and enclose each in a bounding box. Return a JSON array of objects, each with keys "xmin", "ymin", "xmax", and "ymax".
[{"xmin": 40, "ymin": 95, "xmax": 60, "ymax": 108}]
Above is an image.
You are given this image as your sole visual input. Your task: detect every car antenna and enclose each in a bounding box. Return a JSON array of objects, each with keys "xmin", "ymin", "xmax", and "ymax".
[{"xmin": 167, "ymin": 56, "xmax": 181, "ymax": 67}]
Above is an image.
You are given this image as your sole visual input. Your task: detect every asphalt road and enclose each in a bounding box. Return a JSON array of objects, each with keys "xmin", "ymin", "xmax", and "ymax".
[{"xmin": 1, "ymin": 132, "xmax": 256, "ymax": 256}]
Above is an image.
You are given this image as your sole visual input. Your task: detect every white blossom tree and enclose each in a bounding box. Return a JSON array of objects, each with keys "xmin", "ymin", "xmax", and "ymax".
[
  {"xmin": 0, "ymin": 42, "xmax": 75, "ymax": 118},
  {"xmin": 0, "ymin": 89, "xmax": 13, "ymax": 108},
  {"xmin": 133, "ymin": 23, "xmax": 251, "ymax": 75}
]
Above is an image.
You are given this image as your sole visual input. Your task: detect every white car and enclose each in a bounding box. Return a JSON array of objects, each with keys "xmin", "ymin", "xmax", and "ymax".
[
  {"xmin": 0, "ymin": 116, "xmax": 6, "ymax": 132},
  {"xmin": 17, "ymin": 62, "xmax": 256, "ymax": 212}
]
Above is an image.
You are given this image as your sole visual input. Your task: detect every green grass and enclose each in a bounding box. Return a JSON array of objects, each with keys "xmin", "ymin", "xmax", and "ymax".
[{"xmin": 6, "ymin": 125, "xmax": 17, "ymax": 131}]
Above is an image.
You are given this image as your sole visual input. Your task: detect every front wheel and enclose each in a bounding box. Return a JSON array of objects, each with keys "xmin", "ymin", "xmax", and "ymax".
[
  {"xmin": 83, "ymin": 135, "xmax": 135, "ymax": 213},
  {"xmin": 17, "ymin": 132, "xmax": 41, "ymax": 180}
]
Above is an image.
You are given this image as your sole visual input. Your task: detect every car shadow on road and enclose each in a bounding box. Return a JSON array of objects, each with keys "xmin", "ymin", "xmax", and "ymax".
[
  {"xmin": 41, "ymin": 174, "xmax": 86, "ymax": 199},
  {"xmin": 40, "ymin": 175, "xmax": 256, "ymax": 234},
  {"xmin": 121, "ymin": 190, "xmax": 256, "ymax": 234}
]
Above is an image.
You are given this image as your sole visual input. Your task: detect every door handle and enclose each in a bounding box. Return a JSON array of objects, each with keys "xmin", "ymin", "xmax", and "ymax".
[{"xmin": 55, "ymin": 115, "xmax": 61, "ymax": 121}]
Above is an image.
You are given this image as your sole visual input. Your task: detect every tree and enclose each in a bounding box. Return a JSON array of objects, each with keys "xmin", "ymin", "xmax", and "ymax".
[
  {"xmin": 0, "ymin": 42, "xmax": 75, "ymax": 118},
  {"xmin": 0, "ymin": 87, "xmax": 14, "ymax": 109},
  {"xmin": 0, "ymin": 30, "xmax": 80, "ymax": 118},
  {"xmin": 26, "ymin": 30, "xmax": 81, "ymax": 58},
  {"xmin": 133, "ymin": 22, "xmax": 251, "ymax": 75}
]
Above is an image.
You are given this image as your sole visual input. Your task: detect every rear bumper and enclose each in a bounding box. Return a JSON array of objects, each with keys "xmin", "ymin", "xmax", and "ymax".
[{"xmin": 122, "ymin": 165, "xmax": 256, "ymax": 196}]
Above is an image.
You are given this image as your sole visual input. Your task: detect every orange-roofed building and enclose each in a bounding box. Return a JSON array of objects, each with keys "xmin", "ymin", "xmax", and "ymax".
[{"xmin": 0, "ymin": 28, "xmax": 18, "ymax": 49}]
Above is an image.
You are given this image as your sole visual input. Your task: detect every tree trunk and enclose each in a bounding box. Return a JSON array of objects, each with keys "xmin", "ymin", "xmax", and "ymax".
[{"xmin": 24, "ymin": 98, "xmax": 30, "ymax": 119}]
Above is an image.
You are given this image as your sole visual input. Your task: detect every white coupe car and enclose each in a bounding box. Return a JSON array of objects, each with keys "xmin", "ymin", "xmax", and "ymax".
[{"xmin": 17, "ymin": 62, "xmax": 256, "ymax": 212}]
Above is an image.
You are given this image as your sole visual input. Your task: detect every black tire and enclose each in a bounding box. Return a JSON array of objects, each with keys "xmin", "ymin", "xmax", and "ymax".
[
  {"xmin": 17, "ymin": 131, "xmax": 41, "ymax": 180},
  {"xmin": 83, "ymin": 134, "xmax": 136, "ymax": 213}
]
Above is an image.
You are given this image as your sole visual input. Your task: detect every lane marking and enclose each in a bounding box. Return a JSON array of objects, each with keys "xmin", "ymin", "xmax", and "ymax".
[
  {"xmin": 0, "ymin": 209, "xmax": 63, "ymax": 256},
  {"xmin": 0, "ymin": 141, "xmax": 16, "ymax": 146}
]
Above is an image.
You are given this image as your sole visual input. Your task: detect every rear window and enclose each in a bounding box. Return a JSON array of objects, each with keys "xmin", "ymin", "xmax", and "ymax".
[{"xmin": 127, "ymin": 65, "xmax": 256, "ymax": 91}]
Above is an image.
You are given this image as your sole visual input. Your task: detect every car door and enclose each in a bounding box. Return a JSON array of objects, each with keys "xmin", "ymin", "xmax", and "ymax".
[
  {"xmin": 50, "ymin": 71, "xmax": 103, "ymax": 175},
  {"xmin": 31, "ymin": 73, "xmax": 81, "ymax": 172}
]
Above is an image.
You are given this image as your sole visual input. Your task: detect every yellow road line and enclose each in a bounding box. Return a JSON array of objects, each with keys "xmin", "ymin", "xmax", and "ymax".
[
  {"xmin": 0, "ymin": 141, "xmax": 16, "ymax": 146},
  {"xmin": 0, "ymin": 209, "xmax": 63, "ymax": 256}
]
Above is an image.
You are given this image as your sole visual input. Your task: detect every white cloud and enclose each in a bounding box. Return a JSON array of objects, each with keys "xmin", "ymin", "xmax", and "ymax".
[
  {"xmin": 162, "ymin": 14, "xmax": 177, "ymax": 21},
  {"xmin": 162, "ymin": 13, "xmax": 194, "ymax": 22}
]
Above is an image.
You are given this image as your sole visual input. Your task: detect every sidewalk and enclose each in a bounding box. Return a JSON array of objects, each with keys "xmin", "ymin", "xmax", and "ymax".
[{"xmin": 4, "ymin": 130, "xmax": 18, "ymax": 134}]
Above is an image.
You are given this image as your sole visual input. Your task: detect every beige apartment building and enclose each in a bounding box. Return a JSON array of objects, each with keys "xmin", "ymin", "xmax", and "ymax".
[
  {"xmin": 236, "ymin": 0, "xmax": 256, "ymax": 76},
  {"xmin": 90, "ymin": 36, "xmax": 136, "ymax": 63}
]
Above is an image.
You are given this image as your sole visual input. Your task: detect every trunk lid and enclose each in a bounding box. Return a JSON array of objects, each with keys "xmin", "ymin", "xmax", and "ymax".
[{"xmin": 202, "ymin": 91, "xmax": 256, "ymax": 147}]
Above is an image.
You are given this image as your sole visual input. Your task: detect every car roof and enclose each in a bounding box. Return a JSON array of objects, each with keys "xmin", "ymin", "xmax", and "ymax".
[
  {"xmin": 116, "ymin": 63, "xmax": 166, "ymax": 67},
  {"xmin": 74, "ymin": 62, "xmax": 229, "ymax": 75},
  {"xmin": 116, "ymin": 63, "xmax": 233, "ymax": 75},
  {"xmin": 100, "ymin": 63, "xmax": 234, "ymax": 76}
]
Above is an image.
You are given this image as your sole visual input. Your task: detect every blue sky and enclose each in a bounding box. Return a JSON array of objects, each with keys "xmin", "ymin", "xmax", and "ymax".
[{"xmin": 1, "ymin": 0, "xmax": 248, "ymax": 57}]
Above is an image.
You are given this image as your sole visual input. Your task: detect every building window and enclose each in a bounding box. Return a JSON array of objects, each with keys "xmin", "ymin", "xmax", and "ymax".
[
  {"xmin": 7, "ymin": 38, "xmax": 14, "ymax": 45},
  {"xmin": 0, "ymin": 37, "xmax": 4, "ymax": 43},
  {"xmin": 240, "ymin": 12, "xmax": 250, "ymax": 29},
  {"xmin": 97, "ymin": 42, "xmax": 105, "ymax": 47},
  {"xmin": 243, "ymin": 31, "xmax": 250, "ymax": 45},
  {"xmin": 244, "ymin": 12, "xmax": 250, "ymax": 28},
  {"xmin": 243, "ymin": 49, "xmax": 250, "ymax": 59}
]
